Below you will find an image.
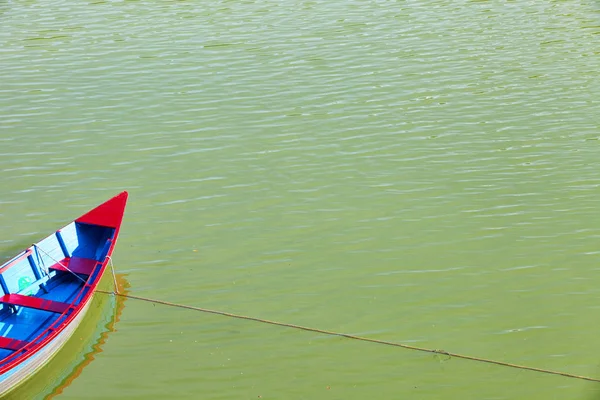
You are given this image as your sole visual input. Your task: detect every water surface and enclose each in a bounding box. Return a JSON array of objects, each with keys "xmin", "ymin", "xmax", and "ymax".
[{"xmin": 1, "ymin": 1, "xmax": 600, "ymax": 399}]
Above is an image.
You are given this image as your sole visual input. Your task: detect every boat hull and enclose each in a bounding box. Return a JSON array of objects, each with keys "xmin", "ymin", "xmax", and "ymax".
[
  {"xmin": 0, "ymin": 191, "xmax": 128, "ymax": 395},
  {"xmin": 0, "ymin": 295, "xmax": 93, "ymax": 396}
]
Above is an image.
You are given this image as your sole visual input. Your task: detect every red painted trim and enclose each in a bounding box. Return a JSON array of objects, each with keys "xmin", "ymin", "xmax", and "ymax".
[
  {"xmin": 49, "ymin": 257, "xmax": 98, "ymax": 276},
  {"xmin": 75, "ymin": 191, "xmax": 128, "ymax": 229},
  {"xmin": 0, "ymin": 192, "xmax": 128, "ymax": 376},
  {"xmin": 0, "ymin": 337, "xmax": 29, "ymax": 352},
  {"xmin": 0, "ymin": 294, "xmax": 71, "ymax": 314},
  {"xmin": 0, "ymin": 249, "xmax": 32, "ymax": 275}
]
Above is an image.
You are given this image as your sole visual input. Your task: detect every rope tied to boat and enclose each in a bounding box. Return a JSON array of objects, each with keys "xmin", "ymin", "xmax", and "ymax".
[
  {"xmin": 32, "ymin": 244, "xmax": 86, "ymax": 283},
  {"xmin": 106, "ymin": 256, "xmax": 118, "ymax": 292},
  {"xmin": 101, "ymin": 266, "xmax": 600, "ymax": 384}
]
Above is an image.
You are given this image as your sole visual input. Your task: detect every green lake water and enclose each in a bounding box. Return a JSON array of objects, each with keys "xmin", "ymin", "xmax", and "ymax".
[{"xmin": 1, "ymin": 1, "xmax": 600, "ymax": 398}]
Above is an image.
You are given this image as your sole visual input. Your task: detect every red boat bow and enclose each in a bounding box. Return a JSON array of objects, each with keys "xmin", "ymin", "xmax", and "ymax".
[{"xmin": 75, "ymin": 191, "xmax": 128, "ymax": 229}]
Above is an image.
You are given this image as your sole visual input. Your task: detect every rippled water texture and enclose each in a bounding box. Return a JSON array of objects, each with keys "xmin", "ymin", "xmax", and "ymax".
[{"xmin": 1, "ymin": 1, "xmax": 600, "ymax": 399}]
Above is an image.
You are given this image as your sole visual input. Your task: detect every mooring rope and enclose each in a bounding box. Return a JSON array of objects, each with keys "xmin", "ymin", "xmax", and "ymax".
[
  {"xmin": 95, "ymin": 287, "xmax": 600, "ymax": 383},
  {"xmin": 106, "ymin": 256, "xmax": 119, "ymax": 293}
]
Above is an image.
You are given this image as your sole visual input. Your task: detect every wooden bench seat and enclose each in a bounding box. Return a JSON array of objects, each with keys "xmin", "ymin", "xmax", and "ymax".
[
  {"xmin": 0, "ymin": 294, "xmax": 71, "ymax": 314},
  {"xmin": 0, "ymin": 336, "xmax": 29, "ymax": 351},
  {"xmin": 49, "ymin": 257, "xmax": 98, "ymax": 276}
]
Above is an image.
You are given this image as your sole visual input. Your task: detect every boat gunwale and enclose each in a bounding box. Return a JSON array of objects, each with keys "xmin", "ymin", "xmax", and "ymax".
[{"xmin": 0, "ymin": 249, "xmax": 33, "ymax": 275}]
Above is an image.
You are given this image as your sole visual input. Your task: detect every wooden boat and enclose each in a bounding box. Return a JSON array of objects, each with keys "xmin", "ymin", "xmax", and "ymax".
[{"xmin": 0, "ymin": 191, "xmax": 128, "ymax": 396}]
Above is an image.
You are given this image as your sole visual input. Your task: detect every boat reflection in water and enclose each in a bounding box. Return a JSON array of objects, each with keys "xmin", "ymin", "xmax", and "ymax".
[{"xmin": 1, "ymin": 273, "xmax": 130, "ymax": 400}]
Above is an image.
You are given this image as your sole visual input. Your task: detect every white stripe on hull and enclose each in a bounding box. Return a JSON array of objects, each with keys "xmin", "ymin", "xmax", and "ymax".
[{"xmin": 0, "ymin": 296, "xmax": 94, "ymax": 396}]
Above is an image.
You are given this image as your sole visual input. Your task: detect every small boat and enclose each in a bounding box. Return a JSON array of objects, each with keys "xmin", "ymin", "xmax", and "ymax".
[{"xmin": 0, "ymin": 191, "xmax": 128, "ymax": 396}]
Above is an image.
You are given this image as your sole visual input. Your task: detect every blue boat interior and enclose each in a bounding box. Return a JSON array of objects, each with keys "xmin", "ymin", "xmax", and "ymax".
[{"xmin": 0, "ymin": 222, "xmax": 114, "ymax": 362}]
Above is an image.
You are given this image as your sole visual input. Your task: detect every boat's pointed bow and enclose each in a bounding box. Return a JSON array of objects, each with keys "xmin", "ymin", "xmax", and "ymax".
[{"xmin": 75, "ymin": 191, "xmax": 129, "ymax": 229}]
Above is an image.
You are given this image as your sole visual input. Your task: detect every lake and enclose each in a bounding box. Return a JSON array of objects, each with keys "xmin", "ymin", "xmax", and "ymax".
[{"xmin": 1, "ymin": 1, "xmax": 600, "ymax": 399}]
